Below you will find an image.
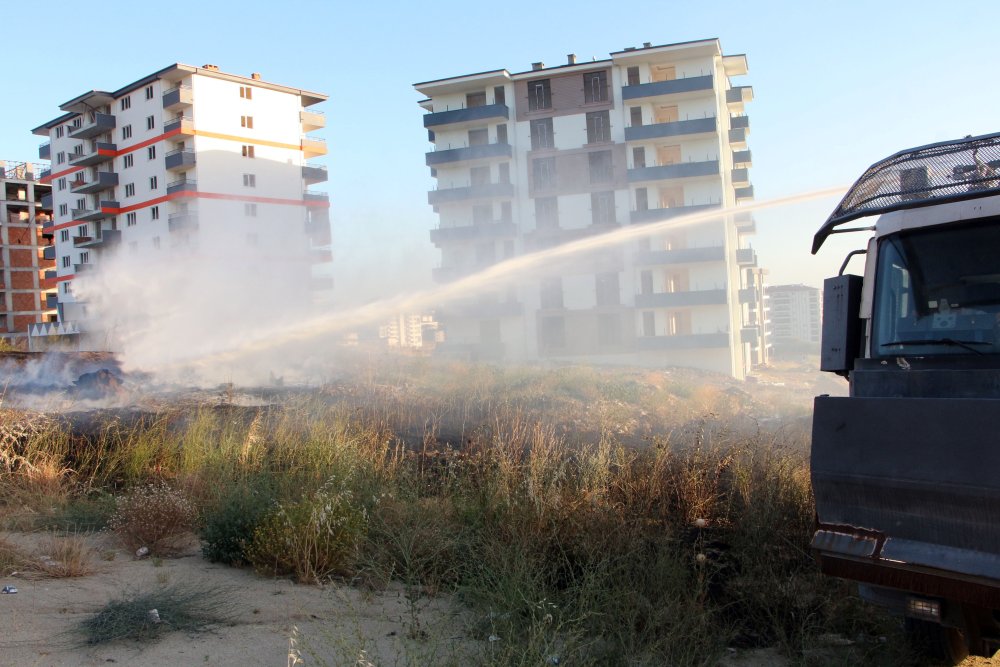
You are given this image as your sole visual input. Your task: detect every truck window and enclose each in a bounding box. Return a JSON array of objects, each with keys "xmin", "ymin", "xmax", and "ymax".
[{"xmin": 872, "ymin": 220, "xmax": 1000, "ymax": 356}]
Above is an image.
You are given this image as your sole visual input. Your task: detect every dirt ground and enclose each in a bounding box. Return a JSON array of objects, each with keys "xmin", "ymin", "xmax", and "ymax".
[{"xmin": 0, "ymin": 531, "xmax": 996, "ymax": 666}]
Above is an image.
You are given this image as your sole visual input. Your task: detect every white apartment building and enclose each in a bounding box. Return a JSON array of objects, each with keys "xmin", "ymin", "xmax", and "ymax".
[
  {"xmin": 31, "ymin": 64, "xmax": 330, "ymax": 346},
  {"xmin": 766, "ymin": 283, "xmax": 821, "ymax": 352},
  {"xmin": 415, "ymin": 39, "xmax": 765, "ymax": 379}
]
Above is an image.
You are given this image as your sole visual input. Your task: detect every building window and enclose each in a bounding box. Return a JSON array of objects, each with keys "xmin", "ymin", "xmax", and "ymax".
[
  {"xmin": 145, "ymin": 85, "xmax": 154, "ymax": 100},
  {"xmin": 470, "ymin": 166, "xmax": 490, "ymax": 187},
  {"xmin": 77, "ymin": 224, "xmax": 87, "ymax": 236},
  {"xmin": 122, "ymin": 125, "xmax": 132, "ymax": 140},
  {"xmin": 57, "ymin": 178, "xmax": 66, "ymax": 191},
  {"xmin": 60, "ymin": 229, "xmax": 69, "ymax": 242},
  {"xmin": 243, "ymin": 173, "xmax": 256, "ymax": 188},
  {"xmin": 633, "ymin": 147, "xmax": 646, "ymax": 169},
  {"xmin": 146, "ymin": 115, "xmax": 155, "ymax": 131},
  {"xmin": 245, "ymin": 203, "xmax": 258, "ymax": 217},
  {"xmin": 591, "ymin": 191, "xmax": 616, "ymax": 224},
  {"xmin": 465, "ymin": 91, "xmax": 487, "ymax": 108},
  {"xmin": 630, "ymin": 107, "xmax": 643, "ymax": 127},
  {"xmin": 527, "ymin": 79, "xmax": 552, "ymax": 111},
  {"xmin": 598, "ymin": 314, "xmax": 620, "ymax": 345},
  {"xmin": 126, "ymin": 212, "xmax": 137, "ymax": 226},
  {"xmin": 635, "ymin": 187, "xmax": 649, "ymax": 211},
  {"xmin": 535, "ymin": 197, "xmax": 558, "ymax": 229},
  {"xmin": 76, "ymin": 199, "xmax": 85, "ymax": 211},
  {"xmin": 120, "ymin": 96, "xmax": 131, "ymax": 111},
  {"xmin": 125, "ymin": 183, "xmax": 135, "ymax": 197},
  {"xmin": 149, "ymin": 176, "xmax": 158, "ymax": 190},
  {"xmin": 496, "ymin": 124, "xmax": 508, "ymax": 144},
  {"xmin": 498, "ymin": 163, "xmax": 510, "ymax": 184},
  {"xmin": 533, "ymin": 157, "xmax": 556, "ymax": 189},
  {"xmin": 540, "ymin": 316, "xmax": 565, "ymax": 350},
  {"xmin": 241, "ymin": 115, "xmax": 254, "ymax": 129},
  {"xmin": 583, "ymin": 71, "xmax": 608, "ymax": 103},
  {"xmin": 586, "ymin": 111, "xmax": 611, "ymax": 143},
  {"xmin": 58, "ymin": 204, "xmax": 68, "ymax": 216},
  {"xmin": 61, "ymin": 256, "xmax": 70, "ymax": 268},
  {"xmin": 147, "ymin": 146, "xmax": 156, "ymax": 160},
  {"xmin": 123, "ymin": 153, "xmax": 134, "ymax": 169},
  {"xmin": 642, "ymin": 311, "xmax": 655, "ymax": 337},
  {"xmin": 627, "ymin": 66, "xmax": 640, "ymax": 86},
  {"xmin": 56, "ymin": 151, "xmax": 65, "ymax": 164},
  {"xmin": 240, "ymin": 86, "xmax": 253, "ymax": 99},
  {"xmin": 62, "ymin": 281, "xmax": 71, "ymax": 294},
  {"xmin": 588, "ymin": 151, "xmax": 613, "ymax": 183},
  {"xmin": 468, "ymin": 128, "xmax": 488, "ymax": 146},
  {"xmin": 529, "ymin": 118, "xmax": 554, "ymax": 150},
  {"xmin": 500, "ymin": 201, "xmax": 512, "ymax": 222},
  {"xmin": 152, "ymin": 236, "xmax": 161, "ymax": 249},
  {"xmin": 79, "ymin": 251, "xmax": 89, "ymax": 264},
  {"xmin": 55, "ymin": 126, "xmax": 64, "ymax": 139},
  {"xmin": 151, "ymin": 206, "xmax": 159, "ymax": 220},
  {"xmin": 640, "ymin": 270, "xmax": 653, "ymax": 295},
  {"xmin": 540, "ymin": 278, "xmax": 563, "ymax": 309},
  {"xmin": 494, "ymin": 86, "xmax": 506, "ymax": 105},
  {"xmin": 242, "ymin": 145, "xmax": 255, "ymax": 158},
  {"xmin": 596, "ymin": 272, "xmax": 620, "ymax": 306}
]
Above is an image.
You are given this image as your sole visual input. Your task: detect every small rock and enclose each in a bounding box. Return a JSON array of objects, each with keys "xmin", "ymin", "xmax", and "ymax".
[
  {"xmin": 148, "ymin": 608, "xmax": 161, "ymax": 623},
  {"xmin": 488, "ymin": 635, "xmax": 500, "ymax": 643},
  {"xmin": 135, "ymin": 546, "xmax": 150, "ymax": 559},
  {"xmin": 2, "ymin": 585, "xmax": 18, "ymax": 594}
]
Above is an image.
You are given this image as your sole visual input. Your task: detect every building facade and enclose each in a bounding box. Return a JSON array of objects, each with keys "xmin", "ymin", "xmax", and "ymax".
[
  {"xmin": 31, "ymin": 64, "xmax": 330, "ymax": 347},
  {"xmin": 0, "ymin": 161, "xmax": 55, "ymax": 341},
  {"xmin": 415, "ymin": 39, "xmax": 765, "ymax": 378},
  {"xmin": 766, "ymin": 283, "xmax": 821, "ymax": 354}
]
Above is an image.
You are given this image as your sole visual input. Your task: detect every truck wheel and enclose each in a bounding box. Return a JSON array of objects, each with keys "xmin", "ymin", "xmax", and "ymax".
[{"xmin": 904, "ymin": 618, "xmax": 969, "ymax": 665}]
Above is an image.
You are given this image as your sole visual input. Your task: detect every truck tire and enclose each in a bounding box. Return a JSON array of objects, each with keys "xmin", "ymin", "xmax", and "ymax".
[{"xmin": 904, "ymin": 618, "xmax": 969, "ymax": 665}]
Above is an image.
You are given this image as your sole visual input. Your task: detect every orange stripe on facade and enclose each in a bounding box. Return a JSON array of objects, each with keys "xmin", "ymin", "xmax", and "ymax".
[{"xmin": 191, "ymin": 129, "xmax": 301, "ymax": 151}]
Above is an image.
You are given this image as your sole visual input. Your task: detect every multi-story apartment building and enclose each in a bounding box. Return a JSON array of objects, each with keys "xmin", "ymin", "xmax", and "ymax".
[
  {"xmin": 30, "ymin": 64, "xmax": 330, "ymax": 347},
  {"xmin": 766, "ymin": 283, "xmax": 821, "ymax": 354},
  {"xmin": 0, "ymin": 161, "xmax": 56, "ymax": 342},
  {"xmin": 379, "ymin": 313, "xmax": 441, "ymax": 350},
  {"xmin": 415, "ymin": 39, "xmax": 764, "ymax": 378}
]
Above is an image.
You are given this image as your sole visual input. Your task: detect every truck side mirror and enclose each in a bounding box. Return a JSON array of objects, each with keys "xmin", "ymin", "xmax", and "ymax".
[{"xmin": 820, "ymin": 274, "xmax": 864, "ymax": 376}]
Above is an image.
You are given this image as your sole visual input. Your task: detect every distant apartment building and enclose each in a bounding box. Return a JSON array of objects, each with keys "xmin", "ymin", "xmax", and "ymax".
[
  {"xmin": 766, "ymin": 283, "xmax": 820, "ymax": 354},
  {"xmin": 0, "ymin": 161, "xmax": 56, "ymax": 342},
  {"xmin": 415, "ymin": 38, "xmax": 766, "ymax": 379},
  {"xmin": 379, "ymin": 313, "xmax": 442, "ymax": 350},
  {"xmin": 31, "ymin": 63, "xmax": 330, "ymax": 347}
]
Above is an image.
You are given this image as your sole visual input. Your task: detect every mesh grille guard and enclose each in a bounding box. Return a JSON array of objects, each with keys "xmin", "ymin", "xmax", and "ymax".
[{"xmin": 812, "ymin": 132, "xmax": 1000, "ymax": 253}]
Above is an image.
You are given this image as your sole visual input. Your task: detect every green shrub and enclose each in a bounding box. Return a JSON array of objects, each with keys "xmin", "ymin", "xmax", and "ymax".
[
  {"xmin": 201, "ymin": 479, "xmax": 276, "ymax": 566},
  {"xmin": 248, "ymin": 475, "xmax": 366, "ymax": 583},
  {"xmin": 108, "ymin": 481, "xmax": 197, "ymax": 555}
]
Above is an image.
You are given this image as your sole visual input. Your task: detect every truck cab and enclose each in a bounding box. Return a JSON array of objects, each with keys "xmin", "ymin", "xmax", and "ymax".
[{"xmin": 811, "ymin": 133, "xmax": 1000, "ymax": 662}]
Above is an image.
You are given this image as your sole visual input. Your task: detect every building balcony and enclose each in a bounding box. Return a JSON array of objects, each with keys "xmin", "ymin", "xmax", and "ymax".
[
  {"xmin": 622, "ymin": 75, "xmax": 714, "ymax": 102},
  {"xmin": 431, "ymin": 261, "xmax": 499, "ymax": 283},
  {"xmin": 38, "ymin": 142, "xmax": 50, "ymax": 160},
  {"xmin": 736, "ymin": 247, "xmax": 757, "ymax": 266},
  {"xmin": 304, "ymin": 189, "xmax": 329, "ymax": 204},
  {"xmin": 730, "ymin": 115, "xmax": 750, "ymax": 131},
  {"xmin": 735, "ymin": 185, "xmax": 754, "ymax": 201},
  {"xmin": 75, "ymin": 229, "xmax": 121, "ymax": 249},
  {"xmin": 731, "ymin": 168, "xmax": 749, "ymax": 187},
  {"xmin": 68, "ymin": 142, "xmax": 116, "ymax": 167},
  {"xmin": 45, "ymin": 293, "xmax": 58, "ymax": 309},
  {"xmin": 733, "ymin": 149, "xmax": 752, "ymax": 168},
  {"xmin": 72, "ymin": 235, "xmax": 92, "ymax": 247},
  {"xmin": 301, "ymin": 136, "xmax": 326, "ymax": 158},
  {"xmin": 735, "ymin": 211, "xmax": 755, "ymax": 234},
  {"xmin": 168, "ymin": 211, "xmax": 198, "ymax": 232},
  {"xmin": 423, "ymin": 103, "xmax": 509, "ymax": 129},
  {"xmin": 68, "ymin": 113, "xmax": 116, "ymax": 140},
  {"xmin": 300, "ymin": 109, "xmax": 325, "ymax": 132},
  {"xmin": 41, "ymin": 220, "xmax": 55, "ymax": 237},
  {"xmin": 302, "ymin": 163, "xmax": 327, "ymax": 185},
  {"xmin": 629, "ymin": 204, "xmax": 718, "ymax": 225},
  {"xmin": 40, "ymin": 168, "xmax": 51, "ymax": 182},
  {"xmin": 430, "ymin": 221, "xmax": 516, "ymax": 245},
  {"xmin": 165, "ymin": 149, "xmax": 196, "ymax": 171},
  {"xmin": 164, "ymin": 115, "xmax": 195, "ymax": 136},
  {"xmin": 74, "ymin": 262, "xmax": 94, "ymax": 274},
  {"xmin": 428, "ymin": 182, "xmax": 514, "ymax": 205},
  {"xmin": 162, "ymin": 84, "xmax": 193, "ymax": 111},
  {"xmin": 739, "ymin": 287, "xmax": 759, "ymax": 303},
  {"xmin": 726, "ymin": 86, "xmax": 753, "ymax": 112},
  {"xmin": 166, "ymin": 178, "xmax": 197, "ymax": 196},
  {"xmin": 41, "ymin": 193, "xmax": 52, "ymax": 209},
  {"xmin": 740, "ymin": 326, "xmax": 760, "ymax": 345},
  {"xmin": 728, "ymin": 127, "xmax": 748, "ymax": 149},
  {"xmin": 634, "ymin": 246, "xmax": 725, "ymax": 265},
  {"xmin": 71, "ymin": 201, "xmax": 119, "ymax": 222},
  {"xmin": 627, "ymin": 160, "xmax": 719, "ymax": 183},
  {"xmin": 70, "ymin": 171, "xmax": 119, "ymax": 195},
  {"xmin": 43, "ymin": 246, "xmax": 55, "ymax": 260},
  {"xmin": 624, "ymin": 117, "xmax": 717, "ymax": 142},
  {"xmin": 425, "ymin": 142, "xmax": 512, "ymax": 167},
  {"xmin": 636, "ymin": 332, "xmax": 729, "ymax": 350},
  {"xmin": 635, "ymin": 288, "xmax": 727, "ymax": 308}
]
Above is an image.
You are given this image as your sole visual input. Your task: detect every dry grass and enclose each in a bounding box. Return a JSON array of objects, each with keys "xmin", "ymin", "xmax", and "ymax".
[{"xmin": 0, "ymin": 533, "xmax": 94, "ymax": 578}]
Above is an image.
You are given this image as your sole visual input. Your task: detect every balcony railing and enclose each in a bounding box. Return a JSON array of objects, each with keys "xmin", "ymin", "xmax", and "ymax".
[
  {"xmin": 70, "ymin": 171, "xmax": 119, "ymax": 195},
  {"xmin": 302, "ymin": 163, "xmax": 328, "ymax": 184},
  {"xmin": 627, "ymin": 160, "xmax": 719, "ymax": 183},
  {"xmin": 736, "ymin": 248, "xmax": 757, "ymax": 266},
  {"xmin": 732, "ymin": 168, "xmax": 749, "ymax": 187},
  {"xmin": 166, "ymin": 178, "xmax": 198, "ymax": 195},
  {"xmin": 445, "ymin": 300, "xmax": 523, "ymax": 319},
  {"xmin": 68, "ymin": 113, "xmax": 116, "ymax": 140},
  {"xmin": 165, "ymin": 149, "xmax": 196, "ymax": 171},
  {"xmin": 41, "ymin": 193, "xmax": 53, "ymax": 209},
  {"xmin": 629, "ymin": 204, "xmax": 718, "ymax": 225},
  {"xmin": 735, "ymin": 185, "xmax": 754, "ymax": 200},
  {"xmin": 634, "ymin": 288, "xmax": 727, "ymax": 308},
  {"xmin": 43, "ymin": 246, "xmax": 55, "ymax": 260},
  {"xmin": 39, "ymin": 142, "xmax": 50, "ymax": 160},
  {"xmin": 168, "ymin": 210, "xmax": 198, "ymax": 232},
  {"xmin": 301, "ymin": 136, "xmax": 327, "ymax": 158},
  {"xmin": 304, "ymin": 190, "xmax": 329, "ymax": 203},
  {"xmin": 68, "ymin": 142, "xmax": 116, "ymax": 167},
  {"xmin": 730, "ymin": 115, "xmax": 750, "ymax": 130},
  {"xmin": 430, "ymin": 221, "xmax": 516, "ymax": 245},
  {"xmin": 733, "ymin": 149, "xmax": 752, "ymax": 167},
  {"xmin": 427, "ymin": 182, "xmax": 514, "ymax": 205},
  {"xmin": 624, "ymin": 117, "xmax": 716, "ymax": 142},
  {"xmin": 622, "ymin": 75, "xmax": 714, "ymax": 101},
  {"xmin": 300, "ymin": 109, "xmax": 325, "ymax": 131},
  {"xmin": 426, "ymin": 142, "xmax": 513, "ymax": 166},
  {"xmin": 728, "ymin": 127, "xmax": 748, "ymax": 149},
  {"xmin": 636, "ymin": 332, "xmax": 729, "ymax": 350},
  {"xmin": 163, "ymin": 115, "xmax": 195, "ymax": 135},
  {"xmin": 71, "ymin": 201, "xmax": 119, "ymax": 222},
  {"xmin": 162, "ymin": 84, "xmax": 193, "ymax": 110},
  {"xmin": 423, "ymin": 103, "xmax": 509, "ymax": 129},
  {"xmin": 634, "ymin": 246, "xmax": 725, "ymax": 265}
]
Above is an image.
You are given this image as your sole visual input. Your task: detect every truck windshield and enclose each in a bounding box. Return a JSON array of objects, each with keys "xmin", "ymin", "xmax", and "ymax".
[{"xmin": 872, "ymin": 219, "xmax": 1000, "ymax": 356}]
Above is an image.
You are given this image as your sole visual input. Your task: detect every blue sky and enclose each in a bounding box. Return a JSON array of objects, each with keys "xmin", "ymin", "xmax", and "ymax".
[{"xmin": 3, "ymin": 0, "xmax": 998, "ymax": 291}]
